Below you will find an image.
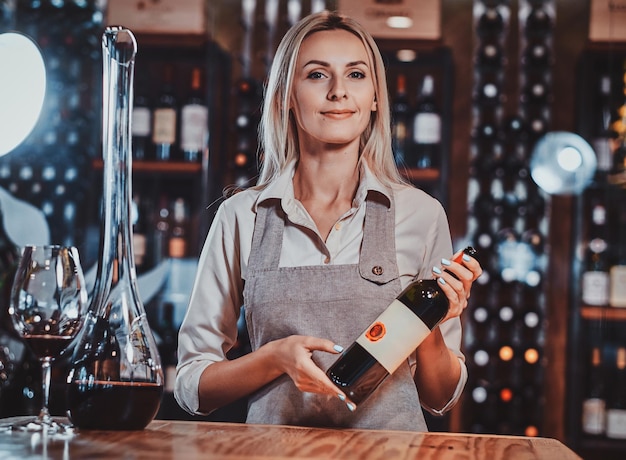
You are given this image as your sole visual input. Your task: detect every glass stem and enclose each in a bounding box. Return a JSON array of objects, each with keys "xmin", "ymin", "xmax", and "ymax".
[{"xmin": 39, "ymin": 357, "xmax": 52, "ymax": 424}]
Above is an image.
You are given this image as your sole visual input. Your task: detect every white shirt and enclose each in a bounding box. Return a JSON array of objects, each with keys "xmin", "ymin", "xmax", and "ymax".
[{"xmin": 175, "ymin": 160, "xmax": 467, "ymax": 417}]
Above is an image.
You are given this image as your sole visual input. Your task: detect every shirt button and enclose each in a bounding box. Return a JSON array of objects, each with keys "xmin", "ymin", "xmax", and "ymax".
[
  {"xmin": 334, "ymin": 223, "xmax": 342, "ymax": 231},
  {"xmin": 372, "ymin": 266, "xmax": 384, "ymax": 276},
  {"xmin": 324, "ymin": 256, "xmax": 331, "ymax": 264}
]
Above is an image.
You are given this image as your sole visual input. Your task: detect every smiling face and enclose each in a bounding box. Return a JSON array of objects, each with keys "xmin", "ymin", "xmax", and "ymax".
[{"xmin": 289, "ymin": 29, "xmax": 377, "ymax": 154}]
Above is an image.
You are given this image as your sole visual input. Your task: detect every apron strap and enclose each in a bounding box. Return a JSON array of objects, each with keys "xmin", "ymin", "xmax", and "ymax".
[
  {"xmin": 359, "ymin": 191, "xmax": 399, "ymax": 285},
  {"xmin": 248, "ymin": 199, "xmax": 285, "ymax": 272}
]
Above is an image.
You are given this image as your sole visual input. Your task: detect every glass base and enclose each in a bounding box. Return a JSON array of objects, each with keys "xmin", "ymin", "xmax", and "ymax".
[{"xmin": 0, "ymin": 416, "xmax": 75, "ymax": 436}]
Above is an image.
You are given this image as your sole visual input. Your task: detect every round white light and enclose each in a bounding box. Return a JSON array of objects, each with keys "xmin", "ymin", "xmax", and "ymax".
[
  {"xmin": 0, "ymin": 32, "xmax": 46, "ymax": 156},
  {"xmin": 557, "ymin": 146, "xmax": 583, "ymax": 172}
]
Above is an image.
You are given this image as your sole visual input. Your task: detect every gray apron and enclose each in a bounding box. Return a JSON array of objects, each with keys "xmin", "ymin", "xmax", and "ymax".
[{"xmin": 242, "ymin": 191, "xmax": 428, "ymax": 431}]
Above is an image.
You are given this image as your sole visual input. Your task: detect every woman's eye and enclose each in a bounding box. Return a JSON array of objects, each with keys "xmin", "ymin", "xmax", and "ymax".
[
  {"xmin": 307, "ymin": 71, "xmax": 325, "ymax": 79},
  {"xmin": 349, "ymin": 71, "xmax": 366, "ymax": 79}
]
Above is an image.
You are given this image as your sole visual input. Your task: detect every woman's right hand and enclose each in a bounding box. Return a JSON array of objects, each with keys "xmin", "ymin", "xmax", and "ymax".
[{"xmin": 266, "ymin": 335, "xmax": 345, "ymax": 398}]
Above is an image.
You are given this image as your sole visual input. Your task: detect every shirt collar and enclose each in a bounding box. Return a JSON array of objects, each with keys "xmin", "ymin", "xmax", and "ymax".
[{"xmin": 255, "ymin": 159, "xmax": 392, "ymax": 211}]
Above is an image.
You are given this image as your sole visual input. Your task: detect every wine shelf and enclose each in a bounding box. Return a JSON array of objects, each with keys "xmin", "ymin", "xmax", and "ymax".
[
  {"xmin": 92, "ymin": 159, "xmax": 202, "ymax": 174},
  {"xmin": 401, "ymin": 168, "xmax": 440, "ymax": 182},
  {"xmin": 581, "ymin": 306, "xmax": 626, "ymax": 322}
]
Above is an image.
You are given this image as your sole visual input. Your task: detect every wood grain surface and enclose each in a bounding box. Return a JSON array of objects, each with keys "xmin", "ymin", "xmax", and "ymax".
[{"xmin": 0, "ymin": 417, "xmax": 581, "ymax": 459}]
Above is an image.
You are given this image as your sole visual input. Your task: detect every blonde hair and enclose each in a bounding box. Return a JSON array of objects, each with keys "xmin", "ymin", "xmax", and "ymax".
[{"xmin": 256, "ymin": 10, "xmax": 407, "ymax": 188}]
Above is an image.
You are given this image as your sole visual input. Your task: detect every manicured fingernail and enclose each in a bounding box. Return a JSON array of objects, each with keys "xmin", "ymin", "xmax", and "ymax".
[
  {"xmin": 333, "ymin": 344, "xmax": 344, "ymax": 353},
  {"xmin": 438, "ymin": 277, "xmax": 447, "ymax": 286},
  {"xmin": 441, "ymin": 258, "xmax": 451, "ymax": 266},
  {"xmin": 463, "ymin": 254, "xmax": 471, "ymax": 262},
  {"xmin": 432, "ymin": 266, "xmax": 442, "ymax": 275},
  {"xmin": 338, "ymin": 393, "xmax": 346, "ymax": 402},
  {"xmin": 346, "ymin": 402, "xmax": 356, "ymax": 412}
]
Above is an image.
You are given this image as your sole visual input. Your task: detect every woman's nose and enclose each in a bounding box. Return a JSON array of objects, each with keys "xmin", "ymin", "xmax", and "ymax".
[{"xmin": 328, "ymin": 79, "xmax": 347, "ymax": 100}]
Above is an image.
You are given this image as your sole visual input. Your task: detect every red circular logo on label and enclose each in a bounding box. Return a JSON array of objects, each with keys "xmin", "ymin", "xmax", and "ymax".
[{"xmin": 365, "ymin": 322, "xmax": 386, "ymax": 342}]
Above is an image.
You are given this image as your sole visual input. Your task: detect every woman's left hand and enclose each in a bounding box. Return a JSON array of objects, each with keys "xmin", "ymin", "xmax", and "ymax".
[{"xmin": 432, "ymin": 250, "xmax": 482, "ymax": 323}]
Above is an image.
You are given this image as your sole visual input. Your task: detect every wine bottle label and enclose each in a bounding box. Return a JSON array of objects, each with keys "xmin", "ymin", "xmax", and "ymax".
[
  {"xmin": 356, "ymin": 299, "xmax": 431, "ymax": 374},
  {"xmin": 133, "ymin": 233, "xmax": 147, "ymax": 266},
  {"xmin": 606, "ymin": 408, "xmax": 626, "ymax": 439},
  {"xmin": 582, "ymin": 398, "xmax": 606, "ymax": 435},
  {"xmin": 609, "ymin": 266, "xmax": 626, "ymax": 308},
  {"xmin": 413, "ymin": 113, "xmax": 441, "ymax": 144},
  {"xmin": 181, "ymin": 104, "xmax": 208, "ymax": 151},
  {"xmin": 132, "ymin": 107, "xmax": 151, "ymax": 137},
  {"xmin": 582, "ymin": 271, "xmax": 609, "ymax": 305},
  {"xmin": 153, "ymin": 108, "xmax": 177, "ymax": 144}
]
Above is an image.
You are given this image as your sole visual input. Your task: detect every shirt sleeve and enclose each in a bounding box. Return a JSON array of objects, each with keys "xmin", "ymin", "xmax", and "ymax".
[{"xmin": 174, "ymin": 200, "xmax": 244, "ymax": 415}]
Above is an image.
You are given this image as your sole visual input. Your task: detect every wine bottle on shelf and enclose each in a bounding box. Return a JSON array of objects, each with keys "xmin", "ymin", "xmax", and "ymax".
[
  {"xmin": 476, "ymin": 5, "xmax": 506, "ymax": 38},
  {"xmin": 131, "ymin": 81, "xmax": 152, "ymax": 160},
  {"xmin": 609, "ymin": 59, "xmax": 626, "ymax": 178},
  {"xmin": 132, "ymin": 194, "xmax": 148, "ymax": 273},
  {"xmin": 609, "ymin": 200, "xmax": 626, "ymax": 308},
  {"xmin": 581, "ymin": 201, "xmax": 610, "ymax": 306},
  {"xmin": 591, "ymin": 75, "xmax": 613, "ymax": 172},
  {"xmin": 168, "ymin": 197, "xmax": 189, "ymax": 259},
  {"xmin": 522, "ymin": 41, "xmax": 551, "ymax": 71},
  {"xmin": 156, "ymin": 302, "xmax": 178, "ymax": 394},
  {"xmin": 523, "ymin": 4, "xmax": 553, "ymax": 38},
  {"xmin": 606, "ymin": 346, "xmax": 626, "ymax": 439},
  {"xmin": 326, "ymin": 247, "xmax": 477, "ymax": 407},
  {"xmin": 408, "ymin": 74, "xmax": 441, "ymax": 169},
  {"xmin": 475, "ymin": 40, "xmax": 504, "ymax": 71},
  {"xmin": 153, "ymin": 195, "xmax": 171, "ymax": 265},
  {"xmin": 476, "ymin": 71, "xmax": 503, "ymax": 107},
  {"xmin": 581, "ymin": 346, "xmax": 606, "ymax": 436},
  {"xmin": 180, "ymin": 67, "xmax": 208, "ymax": 163},
  {"xmin": 152, "ymin": 64, "xmax": 178, "ymax": 162},
  {"xmin": 391, "ymin": 73, "xmax": 410, "ymax": 165}
]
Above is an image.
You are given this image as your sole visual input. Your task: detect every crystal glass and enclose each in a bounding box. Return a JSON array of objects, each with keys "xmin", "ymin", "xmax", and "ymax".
[
  {"xmin": 1, "ymin": 245, "xmax": 87, "ymax": 433},
  {"xmin": 65, "ymin": 27, "xmax": 164, "ymax": 431}
]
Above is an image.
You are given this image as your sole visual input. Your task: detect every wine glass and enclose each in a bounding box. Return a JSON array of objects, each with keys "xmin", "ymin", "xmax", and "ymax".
[{"xmin": 1, "ymin": 245, "xmax": 88, "ymax": 433}]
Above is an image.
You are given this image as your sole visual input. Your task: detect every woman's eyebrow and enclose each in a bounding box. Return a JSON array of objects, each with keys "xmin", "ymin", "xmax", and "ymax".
[{"xmin": 302, "ymin": 59, "xmax": 369, "ymax": 68}]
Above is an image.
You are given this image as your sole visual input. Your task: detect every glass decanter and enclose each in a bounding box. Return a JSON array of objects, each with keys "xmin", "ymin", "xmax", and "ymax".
[{"xmin": 66, "ymin": 26, "xmax": 164, "ymax": 430}]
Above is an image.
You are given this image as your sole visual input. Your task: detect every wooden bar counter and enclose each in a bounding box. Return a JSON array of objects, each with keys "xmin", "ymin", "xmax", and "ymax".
[{"xmin": 0, "ymin": 417, "xmax": 581, "ymax": 459}]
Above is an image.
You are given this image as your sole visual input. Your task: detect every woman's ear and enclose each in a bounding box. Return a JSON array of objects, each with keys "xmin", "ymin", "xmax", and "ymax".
[{"xmin": 371, "ymin": 99, "xmax": 377, "ymax": 111}]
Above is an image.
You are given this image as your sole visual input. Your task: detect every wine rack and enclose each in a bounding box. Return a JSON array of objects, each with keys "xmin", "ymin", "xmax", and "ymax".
[
  {"xmin": 460, "ymin": 0, "xmax": 554, "ymax": 437},
  {"xmin": 0, "ymin": 0, "xmax": 104, "ymax": 418},
  {"xmin": 381, "ymin": 43, "xmax": 454, "ymax": 206},
  {"xmin": 566, "ymin": 47, "xmax": 626, "ymax": 460}
]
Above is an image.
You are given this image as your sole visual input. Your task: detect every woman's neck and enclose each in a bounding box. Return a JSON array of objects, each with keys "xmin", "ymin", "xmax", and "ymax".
[{"xmin": 293, "ymin": 149, "xmax": 360, "ymax": 240}]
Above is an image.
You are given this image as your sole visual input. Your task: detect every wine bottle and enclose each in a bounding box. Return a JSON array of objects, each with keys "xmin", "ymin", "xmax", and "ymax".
[
  {"xmin": 581, "ymin": 346, "xmax": 606, "ymax": 436},
  {"xmin": 326, "ymin": 247, "xmax": 477, "ymax": 406},
  {"xmin": 606, "ymin": 346, "xmax": 626, "ymax": 439},
  {"xmin": 609, "ymin": 201, "xmax": 626, "ymax": 308},
  {"xmin": 581, "ymin": 201, "xmax": 610, "ymax": 306},
  {"xmin": 156, "ymin": 302, "xmax": 178, "ymax": 394},
  {"xmin": 391, "ymin": 73, "xmax": 410, "ymax": 165},
  {"xmin": 131, "ymin": 80, "xmax": 151, "ymax": 161},
  {"xmin": 475, "ymin": 41, "xmax": 504, "ymax": 71},
  {"xmin": 180, "ymin": 67, "xmax": 208, "ymax": 163},
  {"xmin": 523, "ymin": 5, "xmax": 553, "ymax": 39},
  {"xmin": 168, "ymin": 197, "xmax": 188, "ymax": 259},
  {"xmin": 132, "ymin": 194, "xmax": 148, "ymax": 273},
  {"xmin": 476, "ymin": 6, "xmax": 506, "ymax": 38},
  {"xmin": 591, "ymin": 75, "xmax": 613, "ymax": 172},
  {"xmin": 152, "ymin": 64, "xmax": 177, "ymax": 162},
  {"xmin": 408, "ymin": 74, "xmax": 441, "ymax": 169}
]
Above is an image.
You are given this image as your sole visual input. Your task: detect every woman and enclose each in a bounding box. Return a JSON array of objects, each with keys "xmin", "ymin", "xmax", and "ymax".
[{"xmin": 175, "ymin": 10, "xmax": 482, "ymax": 431}]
